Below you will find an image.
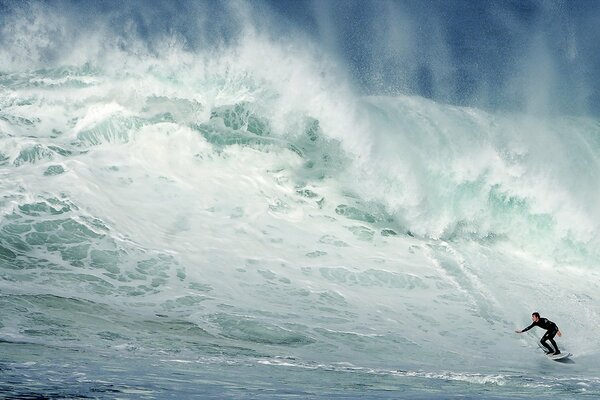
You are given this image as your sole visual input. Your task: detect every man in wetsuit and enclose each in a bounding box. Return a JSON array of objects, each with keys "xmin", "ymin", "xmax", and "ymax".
[{"xmin": 515, "ymin": 312, "xmax": 562, "ymax": 355}]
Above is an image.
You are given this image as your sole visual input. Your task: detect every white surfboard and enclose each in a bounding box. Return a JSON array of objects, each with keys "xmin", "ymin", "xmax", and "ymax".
[
  {"xmin": 546, "ymin": 352, "xmax": 572, "ymax": 361},
  {"xmin": 536, "ymin": 342, "xmax": 572, "ymax": 360}
]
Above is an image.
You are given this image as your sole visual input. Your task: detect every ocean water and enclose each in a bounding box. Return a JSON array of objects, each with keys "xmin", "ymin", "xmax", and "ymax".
[{"xmin": 1, "ymin": 1, "xmax": 600, "ymax": 398}]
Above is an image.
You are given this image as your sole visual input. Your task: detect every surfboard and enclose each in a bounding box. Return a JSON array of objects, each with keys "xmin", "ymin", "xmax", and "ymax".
[
  {"xmin": 546, "ymin": 352, "xmax": 572, "ymax": 361},
  {"xmin": 536, "ymin": 342, "xmax": 572, "ymax": 360}
]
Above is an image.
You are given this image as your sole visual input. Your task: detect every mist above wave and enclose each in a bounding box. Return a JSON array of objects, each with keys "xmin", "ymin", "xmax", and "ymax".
[{"xmin": 2, "ymin": 0, "xmax": 600, "ymax": 116}]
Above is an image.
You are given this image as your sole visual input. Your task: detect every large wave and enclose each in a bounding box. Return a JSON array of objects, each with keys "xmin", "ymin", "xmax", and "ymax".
[{"xmin": 1, "ymin": 1, "xmax": 600, "ymax": 397}]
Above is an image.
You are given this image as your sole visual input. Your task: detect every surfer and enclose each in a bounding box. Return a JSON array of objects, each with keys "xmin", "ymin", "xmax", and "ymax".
[{"xmin": 515, "ymin": 312, "xmax": 562, "ymax": 355}]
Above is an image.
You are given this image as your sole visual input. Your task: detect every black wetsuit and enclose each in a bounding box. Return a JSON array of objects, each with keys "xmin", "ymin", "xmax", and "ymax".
[{"xmin": 522, "ymin": 318, "xmax": 560, "ymax": 354}]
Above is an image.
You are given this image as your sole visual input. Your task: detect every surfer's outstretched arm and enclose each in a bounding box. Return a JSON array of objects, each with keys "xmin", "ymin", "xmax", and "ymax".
[{"xmin": 516, "ymin": 322, "xmax": 535, "ymax": 333}]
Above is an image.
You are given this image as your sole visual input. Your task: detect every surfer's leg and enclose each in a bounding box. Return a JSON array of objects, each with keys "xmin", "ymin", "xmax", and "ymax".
[
  {"xmin": 548, "ymin": 329, "xmax": 560, "ymax": 354},
  {"xmin": 540, "ymin": 333, "xmax": 554, "ymax": 353}
]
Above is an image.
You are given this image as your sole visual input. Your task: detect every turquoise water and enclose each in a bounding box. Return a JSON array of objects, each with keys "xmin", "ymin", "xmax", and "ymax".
[{"xmin": 2, "ymin": 2, "xmax": 600, "ymax": 398}]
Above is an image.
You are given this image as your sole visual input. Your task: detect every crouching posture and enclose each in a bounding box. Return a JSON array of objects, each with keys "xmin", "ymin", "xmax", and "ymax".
[{"xmin": 516, "ymin": 312, "xmax": 562, "ymax": 355}]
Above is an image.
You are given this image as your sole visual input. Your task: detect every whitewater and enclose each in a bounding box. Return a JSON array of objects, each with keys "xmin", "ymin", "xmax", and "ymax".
[{"xmin": 1, "ymin": 1, "xmax": 600, "ymax": 398}]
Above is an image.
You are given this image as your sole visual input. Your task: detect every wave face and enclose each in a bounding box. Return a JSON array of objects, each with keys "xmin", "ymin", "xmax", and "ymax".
[{"xmin": 1, "ymin": 1, "xmax": 600, "ymax": 398}]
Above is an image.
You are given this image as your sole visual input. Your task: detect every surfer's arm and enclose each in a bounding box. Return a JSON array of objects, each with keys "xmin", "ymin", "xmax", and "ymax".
[{"xmin": 515, "ymin": 322, "xmax": 535, "ymax": 333}]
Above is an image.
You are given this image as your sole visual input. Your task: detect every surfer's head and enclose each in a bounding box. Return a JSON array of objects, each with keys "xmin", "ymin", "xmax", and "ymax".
[{"xmin": 531, "ymin": 312, "xmax": 540, "ymax": 322}]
